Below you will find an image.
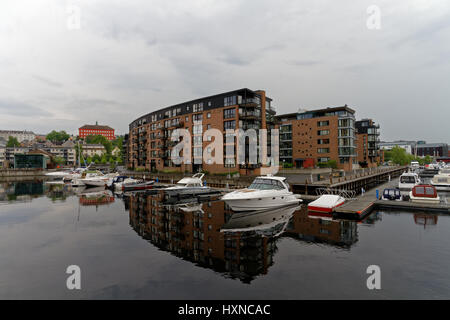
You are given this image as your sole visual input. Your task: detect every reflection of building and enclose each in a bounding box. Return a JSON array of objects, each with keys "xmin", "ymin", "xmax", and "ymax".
[
  {"xmin": 128, "ymin": 192, "xmax": 281, "ymax": 283},
  {"xmin": 285, "ymin": 208, "xmax": 358, "ymax": 247}
]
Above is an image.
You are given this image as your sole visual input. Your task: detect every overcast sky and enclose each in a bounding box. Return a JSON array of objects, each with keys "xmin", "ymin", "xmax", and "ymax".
[{"xmin": 0, "ymin": 0, "xmax": 449, "ymax": 142}]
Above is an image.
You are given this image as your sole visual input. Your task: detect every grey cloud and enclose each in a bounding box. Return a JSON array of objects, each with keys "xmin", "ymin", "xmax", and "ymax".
[
  {"xmin": 0, "ymin": 99, "xmax": 52, "ymax": 117},
  {"xmin": 32, "ymin": 75, "xmax": 63, "ymax": 88}
]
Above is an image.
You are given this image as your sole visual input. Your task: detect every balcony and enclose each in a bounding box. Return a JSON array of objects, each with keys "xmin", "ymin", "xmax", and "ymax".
[
  {"xmin": 239, "ymin": 98, "xmax": 260, "ymax": 107},
  {"xmin": 239, "ymin": 110, "xmax": 260, "ymax": 119}
]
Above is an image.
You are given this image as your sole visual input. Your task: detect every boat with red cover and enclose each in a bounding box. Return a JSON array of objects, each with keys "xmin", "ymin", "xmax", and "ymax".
[
  {"xmin": 409, "ymin": 185, "xmax": 440, "ymax": 204},
  {"xmin": 308, "ymin": 194, "xmax": 346, "ymax": 213}
]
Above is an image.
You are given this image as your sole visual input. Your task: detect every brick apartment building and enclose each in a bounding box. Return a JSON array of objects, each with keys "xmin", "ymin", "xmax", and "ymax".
[
  {"xmin": 355, "ymin": 119, "xmax": 381, "ymax": 168},
  {"xmin": 276, "ymin": 105, "xmax": 358, "ymax": 171},
  {"xmin": 79, "ymin": 122, "xmax": 115, "ymax": 141},
  {"xmin": 127, "ymin": 88, "xmax": 277, "ymax": 175}
]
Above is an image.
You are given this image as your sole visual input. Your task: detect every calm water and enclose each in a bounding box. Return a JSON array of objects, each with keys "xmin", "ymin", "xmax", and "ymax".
[{"xmin": 0, "ymin": 180, "xmax": 449, "ymax": 299}]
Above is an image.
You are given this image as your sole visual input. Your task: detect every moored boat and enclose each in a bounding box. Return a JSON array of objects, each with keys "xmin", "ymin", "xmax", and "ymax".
[
  {"xmin": 221, "ymin": 175, "xmax": 301, "ymax": 212},
  {"xmin": 430, "ymin": 174, "xmax": 450, "ymax": 191},
  {"xmin": 164, "ymin": 173, "xmax": 212, "ymax": 196},
  {"xmin": 122, "ymin": 180, "xmax": 155, "ymax": 192},
  {"xmin": 308, "ymin": 194, "xmax": 346, "ymax": 213},
  {"xmin": 398, "ymin": 172, "xmax": 421, "ymax": 190},
  {"xmin": 380, "ymin": 188, "xmax": 402, "ymax": 201},
  {"xmin": 409, "ymin": 185, "xmax": 440, "ymax": 204}
]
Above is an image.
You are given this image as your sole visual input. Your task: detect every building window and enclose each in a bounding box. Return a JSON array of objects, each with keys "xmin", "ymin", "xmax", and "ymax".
[
  {"xmin": 193, "ymin": 125, "xmax": 202, "ymax": 135},
  {"xmin": 224, "ymin": 108, "xmax": 235, "ymax": 119},
  {"xmin": 224, "ymin": 96, "xmax": 237, "ymax": 107},
  {"xmin": 318, "ymin": 157, "xmax": 330, "ymax": 163},
  {"xmin": 207, "ymin": 112, "xmax": 211, "ymax": 119},
  {"xmin": 318, "ymin": 148, "xmax": 330, "ymax": 154},
  {"xmin": 224, "ymin": 120, "xmax": 236, "ymax": 130},
  {"xmin": 317, "ymin": 130, "xmax": 330, "ymax": 136},
  {"xmin": 318, "ymin": 139, "xmax": 330, "ymax": 145},
  {"xmin": 185, "ymin": 116, "xmax": 189, "ymax": 122},
  {"xmin": 318, "ymin": 120, "xmax": 329, "ymax": 127},
  {"xmin": 193, "ymin": 114, "xmax": 203, "ymax": 122}
]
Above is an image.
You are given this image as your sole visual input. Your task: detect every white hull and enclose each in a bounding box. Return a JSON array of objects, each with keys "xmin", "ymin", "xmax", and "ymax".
[
  {"xmin": 165, "ymin": 187, "xmax": 212, "ymax": 196},
  {"xmin": 81, "ymin": 179, "xmax": 109, "ymax": 187},
  {"xmin": 224, "ymin": 194, "xmax": 300, "ymax": 212},
  {"xmin": 398, "ymin": 183, "xmax": 418, "ymax": 190},
  {"xmin": 434, "ymin": 185, "xmax": 450, "ymax": 191},
  {"xmin": 410, "ymin": 197, "xmax": 440, "ymax": 204}
]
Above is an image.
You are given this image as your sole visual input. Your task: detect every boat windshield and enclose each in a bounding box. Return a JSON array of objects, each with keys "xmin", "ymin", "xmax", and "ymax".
[
  {"xmin": 249, "ymin": 178, "xmax": 285, "ymax": 190},
  {"xmin": 400, "ymin": 176, "xmax": 416, "ymax": 183},
  {"xmin": 384, "ymin": 189, "xmax": 399, "ymax": 197}
]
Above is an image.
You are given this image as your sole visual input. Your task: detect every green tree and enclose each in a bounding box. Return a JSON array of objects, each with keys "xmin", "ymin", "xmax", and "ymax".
[
  {"xmin": 385, "ymin": 146, "xmax": 415, "ymax": 165},
  {"xmin": 6, "ymin": 136, "xmax": 20, "ymax": 147},
  {"xmin": 53, "ymin": 156, "xmax": 66, "ymax": 165},
  {"xmin": 46, "ymin": 130, "xmax": 70, "ymax": 143}
]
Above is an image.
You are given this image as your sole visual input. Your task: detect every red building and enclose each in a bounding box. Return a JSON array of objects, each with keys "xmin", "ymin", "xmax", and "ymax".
[{"xmin": 79, "ymin": 123, "xmax": 115, "ymax": 141}]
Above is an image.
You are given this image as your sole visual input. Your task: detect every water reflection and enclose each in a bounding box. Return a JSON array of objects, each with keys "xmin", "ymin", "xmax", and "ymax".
[
  {"xmin": 127, "ymin": 191, "xmax": 367, "ymax": 282},
  {"xmin": 414, "ymin": 213, "xmax": 438, "ymax": 229}
]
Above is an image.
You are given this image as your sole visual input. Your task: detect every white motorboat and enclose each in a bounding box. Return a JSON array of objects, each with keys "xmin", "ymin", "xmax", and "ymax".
[
  {"xmin": 409, "ymin": 185, "xmax": 440, "ymax": 204},
  {"xmin": 307, "ymin": 194, "xmax": 345, "ymax": 214},
  {"xmin": 221, "ymin": 175, "xmax": 301, "ymax": 212},
  {"xmin": 438, "ymin": 168, "xmax": 450, "ymax": 176},
  {"xmin": 45, "ymin": 171, "xmax": 72, "ymax": 180},
  {"xmin": 398, "ymin": 172, "xmax": 421, "ymax": 190},
  {"xmin": 431, "ymin": 174, "xmax": 450, "ymax": 191},
  {"xmin": 164, "ymin": 173, "xmax": 212, "ymax": 196},
  {"xmin": 79, "ymin": 171, "xmax": 118, "ymax": 188}
]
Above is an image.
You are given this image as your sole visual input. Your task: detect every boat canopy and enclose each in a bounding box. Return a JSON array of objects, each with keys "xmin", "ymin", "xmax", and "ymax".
[{"xmin": 412, "ymin": 185, "xmax": 437, "ymax": 198}]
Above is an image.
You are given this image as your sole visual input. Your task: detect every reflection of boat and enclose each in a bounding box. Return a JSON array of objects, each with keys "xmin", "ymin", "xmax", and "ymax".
[
  {"xmin": 409, "ymin": 185, "xmax": 440, "ymax": 204},
  {"xmin": 221, "ymin": 204, "xmax": 298, "ymax": 234},
  {"xmin": 221, "ymin": 175, "xmax": 301, "ymax": 211},
  {"xmin": 398, "ymin": 172, "xmax": 421, "ymax": 190},
  {"xmin": 308, "ymin": 195, "xmax": 345, "ymax": 213},
  {"xmin": 431, "ymin": 174, "xmax": 450, "ymax": 191},
  {"xmin": 414, "ymin": 213, "xmax": 438, "ymax": 228},
  {"xmin": 79, "ymin": 190, "xmax": 115, "ymax": 206},
  {"xmin": 380, "ymin": 188, "xmax": 402, "ymax": 201},
  {"xmin": 164, "ymin": 173, "xmax": 212, "ymax": 196}
]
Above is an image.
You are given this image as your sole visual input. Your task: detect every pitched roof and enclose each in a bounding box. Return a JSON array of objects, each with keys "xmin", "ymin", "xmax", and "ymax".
[{"xmin": 79, "ymin": 124, "xmax": 114, "ymax": 130}]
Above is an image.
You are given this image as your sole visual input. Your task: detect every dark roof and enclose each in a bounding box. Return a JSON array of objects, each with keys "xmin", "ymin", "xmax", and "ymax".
[{"xmin": 79, "ymin": 124, "xmax": 114, "ymax": 130}]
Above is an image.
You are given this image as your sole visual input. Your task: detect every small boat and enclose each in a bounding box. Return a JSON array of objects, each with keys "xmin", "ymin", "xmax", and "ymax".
[
  {"xmin": 380, "ymin": 188, "xmax": 402, "ymax": 201},
  {"xmin": 431, "ymin": 174, "xmax": 450, "ymax": 191},
  {"xmin": 45, "ymin": 171, "xmax": 72, "ymax": 180},
  {"xmin": 80, "ymin": 172, "xmax": 119, "ymax": 188},
  {"xmin": 107, "ymin": 176, "xmax": 141, "ymax": 190},
  {"xmin": 164, "ymin": 173, "xmax": 212, "ymax": 196},
  {"xmin": 398, "ymin": 172, "xmax": 421, "ymax": 190},
  {"xmin": 122, "ymin": 180, "xmax": 155, "ymax": 192},
  {"xmin": 221, "ymin": 175, "xmax": 301, "ymax": 212},
  {"xmin": 409, "ymin": 185, "xmax": 440, "ymax": 204},
  {"xmin": 308, "ymin": 194, "xmax": 346, "ymax": 214}
]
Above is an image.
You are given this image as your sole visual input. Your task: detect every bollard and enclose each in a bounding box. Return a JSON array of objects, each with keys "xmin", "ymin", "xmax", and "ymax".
[
  {"xmin": 376, "ymin": 189, "xmax": 379, "ymax": 200},
  {"xmin": 156, "ymin": 177, "xmax": 159, "ymax": 183}
]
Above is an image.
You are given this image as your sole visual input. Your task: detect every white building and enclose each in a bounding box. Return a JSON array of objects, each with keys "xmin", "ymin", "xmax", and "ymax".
[
  {"xmin": 379, "ymin": 141, "xmax": 417, "ymax": 155},
  {"xmin": 82, "ymin": 144, "xmax": 106, "ymax": 158},
  {"xmin": 0, "ymin": 139, "xmax": 6, "ymax": 167},
  {"xmin": 0, "ymin": 130, "xmax": 36, "ymax": 143}
]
